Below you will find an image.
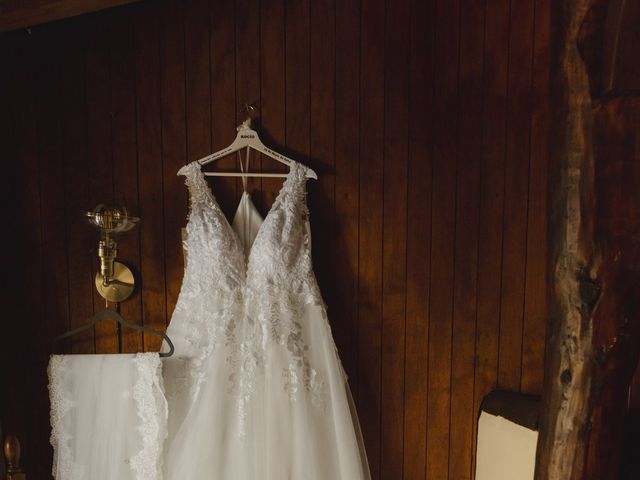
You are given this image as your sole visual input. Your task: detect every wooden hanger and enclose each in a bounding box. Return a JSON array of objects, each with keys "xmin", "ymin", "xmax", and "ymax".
[
  {"xmin": 195, "ymin": 105, "xmax": 317, "ymax": 180},
  {"xmin": 54, "ymin": 309, "xmax": 174, "ymax": 358}
]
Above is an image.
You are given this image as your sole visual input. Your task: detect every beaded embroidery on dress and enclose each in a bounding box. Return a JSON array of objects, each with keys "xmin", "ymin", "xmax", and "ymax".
[{"xmin": 162, "ymin": 160, "xmax": 371, "ymax": 479}]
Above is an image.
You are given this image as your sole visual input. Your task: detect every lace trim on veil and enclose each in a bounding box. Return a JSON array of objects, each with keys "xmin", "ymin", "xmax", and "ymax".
[
  {"xmin": 49, "ymin": 354, "xmax": 168, "ymax": 480},
  {"xmin": 48, "ymin": 356, "xmax": 84, "ymax": 480},
  {"xmin": 131, "ymin": 353, "xmax": 168, "ymax": 480}
]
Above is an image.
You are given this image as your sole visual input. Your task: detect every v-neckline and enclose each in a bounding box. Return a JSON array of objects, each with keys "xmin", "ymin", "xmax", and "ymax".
[{"xmin": 192, "ymin": 162, "xmax": 296, "ymax": 266}]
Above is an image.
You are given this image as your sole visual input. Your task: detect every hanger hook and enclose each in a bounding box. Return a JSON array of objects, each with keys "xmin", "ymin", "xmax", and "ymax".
[{"xmin": 238, "ymin": 102, "xmax": 259, "ymax": 120}]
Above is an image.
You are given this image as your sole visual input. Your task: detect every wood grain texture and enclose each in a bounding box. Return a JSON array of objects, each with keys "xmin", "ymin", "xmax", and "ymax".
[
  {"xmin": 334, "ymin": 0, "xmax": 360, "ymax": 391},
  {"xmin": 403, "ymin": 0, "xmax": 434, "ymax": 477},
  {"xmin": 426, "ymin": 0, "xmax": 459, "ymax": 477},
  {"xmin": 134, "ymin": 1, "xmax": 167, "ymax": 352},
  {"xmin": 209, "ymin": 0, "xmax": 236, "ymax": 215},
  {"xmin": 498, "ymin": 0, "xmax": 536, "ymax": 392},
  {"xmin": 450, "ymin": 0, "xmax": 484, "ymax": 477},
  {"xmin": 84, "ymin": 12, "xmax": 117, "ymax": 353},
  {"xmin": 522, "ymin": 0, "xmax": 550, "ymax": 395},
  {"xmin": 110, "ymin": 8, "xmax": 143, "ymax": 353},
  {"xmin": 472, "ymin": 0, "xmax": 510, "ymax": 474},
  {"xmin": 60, "ymin": 18, "xmax": 95, "ymax": 355},
  {"xmin": 381, "ymin": 0, "xmax": 409, "ymax": 476},
  {"xmin": 358, "ymin": 0, "xmax": 385, "ymax": 476},
  {"xmin": 159, "ymin": 0, "xmax": 187, "ymax": 324},
  {"xmin": 0, "ymin": 0, "xmax": 552, "ymax": 477}
]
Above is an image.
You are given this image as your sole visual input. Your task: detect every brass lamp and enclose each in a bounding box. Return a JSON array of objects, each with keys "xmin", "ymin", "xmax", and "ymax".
[{"xmin": 85, "ymin": 204, "xmax": 139, "ymax": 303}]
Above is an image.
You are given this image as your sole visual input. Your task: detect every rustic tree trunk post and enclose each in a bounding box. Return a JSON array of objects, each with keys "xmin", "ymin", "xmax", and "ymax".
[{"xmin": 536, "ymin": 0, "xmax": 640, "ymax": 478}]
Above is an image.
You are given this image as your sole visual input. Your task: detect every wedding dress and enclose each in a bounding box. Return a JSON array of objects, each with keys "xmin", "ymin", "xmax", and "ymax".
[
  {"xmin": 48, "ymin": 353, "xmax": 167, "ymax": 480},
  {"xmin": 162, "ymin": 161, "xmax": 370, "ymax": 479}
]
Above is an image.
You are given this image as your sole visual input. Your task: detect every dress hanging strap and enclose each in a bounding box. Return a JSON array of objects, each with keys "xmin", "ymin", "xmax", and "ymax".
[{"xmin": 237, "ymin": 146, "xmax": 251, "ymax": 193}]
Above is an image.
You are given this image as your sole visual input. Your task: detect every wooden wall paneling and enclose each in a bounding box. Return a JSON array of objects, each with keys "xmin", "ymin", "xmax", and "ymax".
[
  {"xmin": 334, "ymin": 0, "xmax": 360, "ymax": 386},
  {"xmin": 472, "ymin": 0, "xmax": 510, "ymax": 474},
  {"xmin": 450, "ymin": 0, "xmax": 485, "ymax": 478},
  {"xmin": 380, "ymin": 0, "xmax": 409, "ymax": 477},
  {"xmin": 134, "ymin": 1, "xmax": 167, "ymax": 350},
  {"xmin": 358, "ymin": 0, "xmax": 385, "ymax": 475},
  {"xmin": 309, "ymin": 0, "xmax": 336, "ymax": 361},
  {"xmin": 521, "ymin": 0, "xmax": 550, "ymax": 394},
  {"xmin": 34, "ymin": 23, "xmax": 69, "ymax": 358},
  {"xmin": 8, "ymin": 33, "xmax": 41, "ymax": 268},
  {"xmin": 403, "ymin": 0, "xmax": 434, "ymax": 477},
  {"xmin": 284, "ymin": 0, "xmax": 310, "ymax": 189},
  {"xmin": 259, "ymin": 0, "xmax": 286, "ymax": 217},
  {"xmin": 426, "ymin": 0, "xmax": 460, "ymax": 477},
  {"xmin": 0, "ymin": 0, "xmax": 555, "ymax": 475},
  {"xmin": 235, "ymin": 0, "xmax": 260, "ymax": 211},
  {"xmin": 160, "ymin": 0, "xmax": 187, "ymax": 321},
  {"xmin": 209, "ymin": 0, "xmax": 237, "ymax": 217},
  {"xmin": 8, "ymin": 30, "xmax": 43, "ymax": 471},
  {"xmin": 85, "ymin": 12, "xmax": 117, "ymax": 353},
  {"xmin": 497, "ymin": 0, "xmax": 536, "ymax": 391},
  {"xmin": 31, "ymin": 23, "xmax": 69, "ymax": 477},
  {"xmin": 60, "ymin": 18, "xmax": 95, "ymax": 355},
  {"xmin": 284, "ymin": 0, "xmax": 310, "ymax": 157},
  {"xmin": 110, "ymin": 7, "xmax": 143, "ymax": 352},
  {"xmin": 31, "ymin": 26, "xmax": 69, "ymax": 356},
  {"xmin": 0, "ymin": 34, "xmax": 26, "ymax": 444},
  {"xmin": 185, "ymin": 0, "xmax": 211, "ymax": 164}
]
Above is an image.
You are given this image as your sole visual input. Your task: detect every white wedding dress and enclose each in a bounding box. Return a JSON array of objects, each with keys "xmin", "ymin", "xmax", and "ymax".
[{"xmin": 162, "ymin": 161, "xmax": 370, "ymax": 479}]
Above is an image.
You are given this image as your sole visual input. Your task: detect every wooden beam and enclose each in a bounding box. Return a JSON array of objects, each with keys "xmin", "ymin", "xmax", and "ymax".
[
  {"xmin": 536, "ymin": 0, "xmax": 640, "ymax": 478},
  {"xmin": 0, "ymin": 0, "xmax": 142, "ymax": 33},
  {"xmin": 535, "ymin": 2, "xmax": 595, "ymax": 478}
]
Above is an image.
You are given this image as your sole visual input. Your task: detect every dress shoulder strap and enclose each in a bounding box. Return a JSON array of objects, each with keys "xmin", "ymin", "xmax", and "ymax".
[{"xmin": 177, "ymin": 162, "xmax": 212, "ymax": 208}]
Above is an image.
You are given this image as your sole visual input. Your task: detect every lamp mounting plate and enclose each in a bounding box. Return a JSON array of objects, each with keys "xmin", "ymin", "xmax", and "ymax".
[{"xmin": 95, "ymin": 261, "xmax": 135, "ymax": 303}]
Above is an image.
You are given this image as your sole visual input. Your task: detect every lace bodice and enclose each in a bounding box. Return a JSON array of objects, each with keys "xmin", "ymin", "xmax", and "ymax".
[{"xmin": 178, "ymin": 160, "xmax": 321, "ymax": 298}]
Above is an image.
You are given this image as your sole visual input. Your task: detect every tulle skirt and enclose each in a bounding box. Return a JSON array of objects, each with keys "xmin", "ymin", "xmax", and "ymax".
[{"xmin": 162, "ymin": 302, "xmax": 370, "ymax": 480}]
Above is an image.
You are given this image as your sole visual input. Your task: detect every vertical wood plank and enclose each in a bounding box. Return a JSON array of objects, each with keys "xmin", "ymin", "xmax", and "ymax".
[
  {"xmin": 0, "ymin": 34, "xmax": 29, "ymax": 447},
  {"xmin": 472, "ymin": 0, "xmax": 510, "ymax": 474},
  {"xmin": 235, "ymin": 0, "xmax": 260, "ymax": 211},
  {"xmin": 498, "ymin": 0, "xmax": 535, "ymax": 391},
  {"xmin": 85, "ymin": 12, "xmax": 117, "ymax": 353},
  {"xmin": 60, "ymin": 19, "xmax": 95, "ymax": 355},
  {"xmin": 110, "ymin": 7, "xmax": 143, "ymax": 352},
  {"xmin": 134, "ymin": 0, "xmax": 167, "ymax": 350},
  {"xmin": 426, "ymin": 0, "xmax": 460, "ymax": 477},
  {"xmin": 521, "ymin": 0, "xmax": 550, "ymax": 394},
  {"xmin": 34, "ymin": 23, "xmax": 70, "ymax": 355},
  {"xmin": 449, "ymin": 0, "xmax": 485, "ymax": 477},
  {"xmin": 8, "ymin": 29, "xmax": 45, "ymax": 476},
  {"xmin": 381, "ymin": 0, "xmax": 409, "ymax": 477},
  {"xmin": 334, "ymin": 0, "xmax": 361, "ymax": 387},
  {"xmin": 210, "ymin": 0, "xmax": 237, "ymax": 217},
  {"xmin": 185, "ymin": 0, "xmax": 211, "ymax": 163},
  {"xmin": 310, "ymin": 0, "xmax": 336, "ymax": 360},
  {"xmin": 259, "ymin": 0, "xmax": 286, "ymax": 210},
  {"xmin": 358, "ymin": 0, "xmax": 385, "ymax": 476},
  {"xmin": 403, "ymin": 0, "xmax": 434, "ymax": 477},
  {"xmin": 32, "ymin": 23, "xmax": 70, "ymax": 476},
  {"xmin": 160, "ymin": 0, "xmax": 187, "ymax": 321},
  {"xmin": 284, "ymin": 0, "xmax": 310, "ymax": 160}
]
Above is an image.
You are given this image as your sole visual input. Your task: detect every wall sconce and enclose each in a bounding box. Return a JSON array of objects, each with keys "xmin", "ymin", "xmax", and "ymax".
[{"xmin": 85, "ymin": 204, "xmax": 139, "ymax": 303}]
